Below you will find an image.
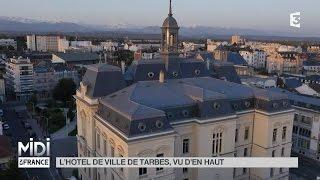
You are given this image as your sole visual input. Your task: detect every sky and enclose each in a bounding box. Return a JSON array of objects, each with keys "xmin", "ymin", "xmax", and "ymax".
[{"xmin": 1, "ymin": 0, "xmax": 319, "ymax": 34}]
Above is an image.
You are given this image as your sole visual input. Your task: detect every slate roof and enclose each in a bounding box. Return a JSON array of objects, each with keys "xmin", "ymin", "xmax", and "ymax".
[
  {"xmin": 34, "ymin": 66, "xmax": 50, "ymax": 73},
  {"xmin": 305, "ymin": 75, "xmax": 320, "ymax": 82},
  {"xmin": 282, "ymin": 74, "xmax": 320, "ymax": 83},
  {"xmin": 97, "ymin": 77, "xmax": 291, "ymax": 138},
  {"xmin": 284, "ymin": 78, "xmax": 303, "ymax": 89},
  {"xmin": 82, "ymin": 63, "xmax": 126, "ymax": 98},
  {"xmin": 162, "ymin": 16, "xmax": 179, "ymax": 28},
  {"xmin": 54, "ymin": 52, "xmax": 99, "ymax": 62},
  {"xmin": 211, "ymin": 61, "xmax": 241, "ymax": 83},
  {"xmin": 196, "ymin": 52, "xmax": 214, "ymax": 61},
  {"xmin": 227, "ymin": 52, "xmax": 248, "ymax": 65},
  {"xmin": 270, "ymin": 88, "xmax": 320, "ymax": 112},
  {"xmin": 125, "ymin": 58, "xmax": 210, "ymax": 82},
  {"xmin": 303, "ymin": 60, "xmax": 320, "ymax": 66},
  {"xmin": 34, "ymin": 61, "xmax": 77, "ymax": 73}
]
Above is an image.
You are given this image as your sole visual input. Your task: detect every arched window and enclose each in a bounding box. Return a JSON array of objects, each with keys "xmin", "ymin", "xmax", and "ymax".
[
  {"xmin": 170, "ymin": 34, "xmax": 174, "ymax": 46},
  {"xmin": 80, "ymin": 111, "xmax": 87, "ymax": 139},
  {"xmin": 102, "ymin": 135, "xmax": 108, "ymax": 156},
  {"xmin": 96, "ymin": 130, "xmax": 101, "ymax": 151},
  {"xmin": 147, "ymin": 72, "xmax": 155, "ymax": 78},
  {"xmin": 109, "ymin": 139, "xmax": 115, "ymax": 157}
]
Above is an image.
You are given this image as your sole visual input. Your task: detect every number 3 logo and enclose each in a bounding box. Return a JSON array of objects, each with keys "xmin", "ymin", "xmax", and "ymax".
[{"xmin": 290, "ymin": 12, "xmax": 301, "ymax": 28}]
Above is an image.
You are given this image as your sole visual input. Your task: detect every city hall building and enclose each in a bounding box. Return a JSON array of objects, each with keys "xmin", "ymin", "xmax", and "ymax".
[{"xmin": 75, "ymin": 1, "xmax": 294, "ymax": 180}]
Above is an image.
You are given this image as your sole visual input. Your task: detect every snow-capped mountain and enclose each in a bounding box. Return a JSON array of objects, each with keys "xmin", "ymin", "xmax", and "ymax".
[
  {"xmin": 0, "ymin": 16, "xmax": 319, "ymax": 40},
  {"xmin": 0, "ymin": 16, "xmax": 96, "ymax": 32}
]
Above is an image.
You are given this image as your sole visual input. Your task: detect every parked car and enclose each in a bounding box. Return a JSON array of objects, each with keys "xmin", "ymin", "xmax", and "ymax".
[{"xmin": 3, "ymin": 123, "xmax": 9, "ymax": 130}]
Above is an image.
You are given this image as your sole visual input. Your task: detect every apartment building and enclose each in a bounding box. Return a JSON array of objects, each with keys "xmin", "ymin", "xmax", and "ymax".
[
  {"xmin": 270, "ymin": 88, "xmax": 320, "ymax": 162},
  {"xmin": 231, "ymin": 35, "xmax": 245, "ymax": 45},
  {"xmin": 34, "ymin": 63, "xmax": 80, "ymax": 99},
  {"xmin": 134, "ymin": 50, "xmax": 160, "ymax": 61},
  {"xmin": 240, "ymin": 50, "xmax": 267, "ymax": 69},
  {"xmin": 101, "ymin": 41, "xmax": 119, "ymax": 52},
  {"xmin": 27, "ymin": 35, "xmax": 68, "ymax": 52},
  {"xmin": 33, "ymin": 66, "xmax": 55, "ymax": 99},
  {"xmin": 303, "ymin": 60, "xmax": 320, "ymax": 75},
  {"xmin": 267, "ymin": 52, "xmax": 302, "ymax": 74},
  {"xmin": 5, "ymin": 57, "xmax": 34, "ymax": 101},
  {"xmin": 0, "ymin": 77, "xmax": 6, "ymax": 103}
]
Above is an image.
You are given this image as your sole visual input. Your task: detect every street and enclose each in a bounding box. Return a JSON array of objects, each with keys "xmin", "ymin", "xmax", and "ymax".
[
  {"xmin": 2, "ymin": 106, "xmax": 59, "ymax": 180},
  {"xmin": 290, "ymin": 154, "xmax": 320, "ymax": 180}
]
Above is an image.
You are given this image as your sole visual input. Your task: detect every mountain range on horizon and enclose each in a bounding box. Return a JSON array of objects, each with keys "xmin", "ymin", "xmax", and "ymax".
[{"xmin": 0, "ymin": 16, "xmax": 319, "ymax": 40}]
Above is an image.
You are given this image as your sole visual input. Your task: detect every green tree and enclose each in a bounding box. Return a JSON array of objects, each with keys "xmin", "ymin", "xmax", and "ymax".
[
  {"xmin": 113, "ymin": 50, "xmax": 134, "ymax": 66},
  {"xmin": 53, "ymin": 78, "xmax": 76, "ymax": 106},
  {"xmin": 30, "ymin": 94, "xmax": 38, "ymax": 106},
  {"xmin": 28, "ymin": 93, "xmax": 38, "ymax": 116},
  {"xmin": 48, "ymin": 109, "xmax": 66, "ymax": 133}
]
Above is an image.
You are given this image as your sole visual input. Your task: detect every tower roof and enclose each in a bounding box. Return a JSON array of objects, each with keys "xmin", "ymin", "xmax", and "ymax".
[
  {"xmin": 162, "ymin": 0, "xmax": 179, "ymax": 28},
  {"xmin": 162, "ymin": 16, "xmax": 179, "ymax": 28}
]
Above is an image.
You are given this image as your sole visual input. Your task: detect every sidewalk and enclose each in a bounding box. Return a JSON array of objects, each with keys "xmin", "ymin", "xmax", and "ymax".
[
  {"xmin": 51, "ymin": 119, "xmax": 77, "ymax": 140},
  {"xmin": 25, "ymin": 111, "xmax": 47, "ymax": 140},
  {"xmin": 25, "ymin": 109, "xmax": 77, "ymax": 140}
]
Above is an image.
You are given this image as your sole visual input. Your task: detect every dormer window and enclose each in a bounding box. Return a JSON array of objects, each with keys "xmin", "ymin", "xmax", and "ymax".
[
  {"xmin": 282, "ymin": 101, "xmax": 289, "ymax": 108},
  {"xmin": 182, "ymin": 110, "xmax": 189, "ymax": 117},
  {"xmin": 195, "ymin": 69, "xmax": 201, "ymax": 75},
  {"xmin": 148, "ymin": 72, "xmax": 155, "ymax": 78},
  {"xmin": 167, "ymin": 112, "xmax": 174, "ymax": 119},
  {"xmin": 172, "ymin": 71, "xmax": 178, "ymax": 77},
  {"xmin": 138, "ymin": 123, "xmax": 146, "ymax": 132},
  {"xmin": 244, "ymin": 101, "xmax": 251, "ymax": 108},
  {"xmin": 213, "ymin": 102, "xmax": 221, "ymax": 110},
  {"xmin": 156, "ymin": 120, "xmax": 164, "ymax": 128},
  {"xmin": 233, "ymin": 104, "xmax": 239, "ymax": 110}
]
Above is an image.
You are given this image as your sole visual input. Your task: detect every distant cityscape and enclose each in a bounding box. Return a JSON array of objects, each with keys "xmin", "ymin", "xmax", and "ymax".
[{"xmin": 0, "ymin": 1, "xmax": 320, "ymax": 180}]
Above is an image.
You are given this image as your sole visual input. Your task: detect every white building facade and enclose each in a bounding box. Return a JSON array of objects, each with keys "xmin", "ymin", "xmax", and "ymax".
[
  {"xmin": 240, "ymin": 50, "xmax": 267, "ymax": 69},
  {"xmin": 27, "ymin": 35, "xmax": 67, "ymax": 52},
  {"xmin": 5, "ymin": 57, "xmax": 34, "ymax": 101}
]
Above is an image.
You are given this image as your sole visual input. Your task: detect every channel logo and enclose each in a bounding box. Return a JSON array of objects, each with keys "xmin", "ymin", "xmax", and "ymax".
[
  {"xmin": 290, "ymin": 12, "xmax": 301, "ymax": 28},
  {"xmin": 18, "ymin": 138, "xmax": 51, "ymax": 168}
]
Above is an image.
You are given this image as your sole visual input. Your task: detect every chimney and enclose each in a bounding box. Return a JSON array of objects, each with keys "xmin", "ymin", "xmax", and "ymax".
[
  {"xmin": 104, "ymin": 53, "xmax": 107, "ymax": 63},
  {"xmin": 121, "ymin": 61, "xmax": 126, "ymax": 74},
  {"xmin": 99, "ymin": 53, "xmax": 102, "ymax": 63},
  {"xmin": 159, "ymin": 70, "xmax": 165, "ymax": 83},
  {"xmin": 206, "ymin": 60, "xmax": 210, "ymax": 70}
]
